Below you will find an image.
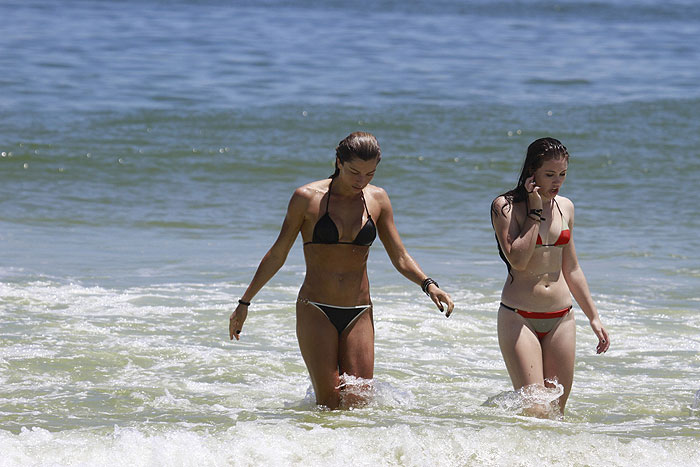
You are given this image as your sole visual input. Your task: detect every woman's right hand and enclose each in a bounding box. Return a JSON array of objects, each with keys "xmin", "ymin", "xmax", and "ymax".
[
  {"xmin": 427, "ymin": 284, "xmax": 455, "ymax": 318},
  {"xmin": 525, "ymin": 175, "xmax": 542, "ymax": 209},
  {"xmin": 229, "ymin": 304, "xmax": 248, "ymax": 341}
]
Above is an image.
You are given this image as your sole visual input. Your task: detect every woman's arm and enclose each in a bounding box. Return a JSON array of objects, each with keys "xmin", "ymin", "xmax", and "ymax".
[
  {"xmin": 374, "ymin": 187, "xmax": 454, "ymax": 317},
  {"xmin": 491, "ymin": 187, "xmax": 542, "ymax": 271},
  {"xmin": 229, "ymin": 188, "xmax": 308, "ymax": 340},
  {"xmin": 561, "ymin": 200, "xmax": 610, "ymax": 354}
]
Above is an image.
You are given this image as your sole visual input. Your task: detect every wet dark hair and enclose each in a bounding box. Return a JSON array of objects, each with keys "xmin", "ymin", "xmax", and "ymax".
[
  {"xmin": 330, "ymin": 131, "xmax": 382, "ymax": 178},
  {"xmin": 491, "ymin": 137, "xmax": 570, "ymax": 280},
  {"xmin": 497, "ymin": 137, "xmax": 569, "ymax": 209}
]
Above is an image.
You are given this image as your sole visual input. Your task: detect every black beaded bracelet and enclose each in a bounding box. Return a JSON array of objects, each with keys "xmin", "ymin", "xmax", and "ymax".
[
  {"xmin": 421, "ymin": 277, "xmax": 439, "ymax": 296},
  {"xmin": 238, "ymin": 299, "xmax": 251, "ymax": 306},
  {"xmin": 528, "ymin": 208, "xmax": 545, "ymax": 221}
]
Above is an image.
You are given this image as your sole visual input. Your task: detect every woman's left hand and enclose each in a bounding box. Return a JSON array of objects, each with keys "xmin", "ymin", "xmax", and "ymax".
[
  {"xmin": 427, "ymin": 284, "xmax": 455, "ymax": 317},
  {"xmin": 590, "ymin": 317, "xmax": 610, "ymax": 354},
  {"xmin": 229, "ymin": 304, "xmax": 248, "ymax": 341}
]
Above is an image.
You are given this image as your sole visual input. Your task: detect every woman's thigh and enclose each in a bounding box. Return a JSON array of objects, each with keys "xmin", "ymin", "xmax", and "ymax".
[
  {"xmin": 296, "ymin": 302, "xmax": 341, "ymax": 404},
  {"xmin": 338, "ymin": 307, "xmax": 374, "ymax": 379},
  {"xmin": 497, "ymin": 305, "xmax": 544, "ymax": 389},
  {"xmin": 541, "ymin": 310, "xmax": 576, "ymax": 410}
]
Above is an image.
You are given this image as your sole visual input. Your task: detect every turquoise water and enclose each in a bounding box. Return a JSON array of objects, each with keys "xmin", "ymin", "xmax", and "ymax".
[{"xmin": 1, "ymin": 0, "xmax": 699, "ymax": 465}]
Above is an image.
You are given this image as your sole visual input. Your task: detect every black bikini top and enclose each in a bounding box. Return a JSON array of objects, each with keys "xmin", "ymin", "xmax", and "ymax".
[{"xmin": 304, "ymin": 178, "xmax": 376, "ymax": 246}]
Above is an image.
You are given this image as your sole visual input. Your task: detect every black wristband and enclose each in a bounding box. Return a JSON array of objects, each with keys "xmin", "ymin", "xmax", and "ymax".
[
  {"xmin": 238, "ymin": 299, "xmax": 251, "ymax": 306},
  {"xmin": 421, "ymin": 278, "xmax": 439, "ymax": 296},
  {"xmin": 528, "ymin": 209, "xmax": 545, "ymax": 221}
]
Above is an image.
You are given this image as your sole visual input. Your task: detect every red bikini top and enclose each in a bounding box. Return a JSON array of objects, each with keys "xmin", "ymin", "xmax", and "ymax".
[{"xmin": 536, "ymin": 199, "xmax": 570, "ymax": 247}]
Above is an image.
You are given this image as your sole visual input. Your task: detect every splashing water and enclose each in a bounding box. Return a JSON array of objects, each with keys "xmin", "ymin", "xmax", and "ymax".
[
  {"xmin": 337, "ymin": 374, "xmax": 375, "ymax": 409},
  {"xmin": 294, "ymin": 374, "xmax": 415, "ymax": 411},
  {"xmin": 339, "ymin": 374, "xmax": 415, "ymax": 409},
  {"xmin": 690, "ymin": 389, "xmax": 700, "ymax": 415},
  {"xmin": 483, "ymin": 379, "xmax": 565, "ymax": 419}
]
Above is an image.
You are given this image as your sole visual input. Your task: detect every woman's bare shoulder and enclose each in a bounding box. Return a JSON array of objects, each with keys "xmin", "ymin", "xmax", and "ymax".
[
  {"xmin": 491, "ymin": 195, "xmax": 518, "ymax": 218},
  {"xmin": 555, "ymin": 195, "xmax": 574, "ymax": 211},
  {"xmin": 364, "ymin": 184, "xmax": 390, "ymax": 209},
  {"xmin": 287, "ymin": 180, "xmax": 331, "ymax": 214},
  {"xmin": 492, "ymin": 195, "xmax": 508, "ymax": 209},
  {"xmin": 555, "ymin": 194, "xmax": 573, "ymax": 205},
  {"xmin": 364, "ymin": 183, "xmax": 387, "ymax": 198},
  {"xmin": 294, "ymin": 179, "xmax": 330, "ymax": 200}
]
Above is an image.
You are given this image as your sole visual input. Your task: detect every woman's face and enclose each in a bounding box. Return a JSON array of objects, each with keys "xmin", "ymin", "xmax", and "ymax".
[
  {"xmin": 337, "ymin": 156, "xmax": 379, "ymax": 192},
  {"xmin": 533, "ymin": 157, "xmax": 568, "ymax": 199}
]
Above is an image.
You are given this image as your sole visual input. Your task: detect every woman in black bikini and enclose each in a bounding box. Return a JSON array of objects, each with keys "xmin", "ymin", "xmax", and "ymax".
[
  {"xmin": 490, "ymin": 137, "xmax": 609, "ymax": 416},
  {"xmin": 229, "ymin": 132, "xmax": 454, "ymax": 409}
]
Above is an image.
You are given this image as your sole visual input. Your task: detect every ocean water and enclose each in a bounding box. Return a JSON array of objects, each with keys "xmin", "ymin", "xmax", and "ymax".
[{"xmin": 1, "ymin": 0, "xmax": 699, "ymax": 465}]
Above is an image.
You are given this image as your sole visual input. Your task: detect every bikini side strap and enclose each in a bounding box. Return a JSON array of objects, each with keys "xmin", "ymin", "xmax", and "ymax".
[
  {"xmin": 360, "ymin": 190, "xmax": 371, "ymax": 217},
  {"xmin": 553, "ymin": 197, "xmax": 563, "ymax": 216},
  {"xmin": 554, "ymin": 197, "xmax": 568, "ymax": 226},
  {"xmin": 325, "ymin": 177, "xmax": 333, "ymax": 213}
]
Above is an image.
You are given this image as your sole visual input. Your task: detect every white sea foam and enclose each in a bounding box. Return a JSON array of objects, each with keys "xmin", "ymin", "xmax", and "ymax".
[
  {"xmin": 2, "ymin": 209, "xmax": 700, "ymax": 464},
  {"xmin": 1, "ymin": 423, "xmax": 699, "ymax": 467}
]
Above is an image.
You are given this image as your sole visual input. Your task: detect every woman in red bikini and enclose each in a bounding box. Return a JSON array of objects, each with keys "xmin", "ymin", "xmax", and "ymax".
[
  {"xmin": 229, "ymin": 132, "xmax": 454, "ymax": 409},
  {"xmin": 491, "ymin": 137, "xmax": 610, "ymax": 416}
]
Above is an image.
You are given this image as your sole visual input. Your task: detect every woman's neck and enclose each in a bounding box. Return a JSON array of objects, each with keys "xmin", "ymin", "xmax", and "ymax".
[{"xmin": 331, "ymin": 177, "xmax": 362, "ymax": 199}]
